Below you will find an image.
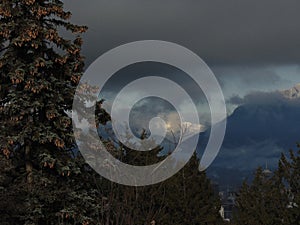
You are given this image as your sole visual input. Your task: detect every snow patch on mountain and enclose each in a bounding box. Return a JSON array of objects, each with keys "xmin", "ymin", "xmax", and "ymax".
[{"xmin": 280, "ymin": 83, "xmax": 300, "ymax": 99}]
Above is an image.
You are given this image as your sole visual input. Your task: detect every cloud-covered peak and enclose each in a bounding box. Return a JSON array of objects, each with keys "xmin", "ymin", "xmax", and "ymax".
[
  {"xmin": 280, "ymin": 83, "xmax": 300, "ymax": 99},
  {"xmin": 228, "ymin": 83, "xmax": 300, "ymax": 107}
]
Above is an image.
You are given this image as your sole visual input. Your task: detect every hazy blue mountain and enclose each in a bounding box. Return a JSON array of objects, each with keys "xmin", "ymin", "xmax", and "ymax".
[{"xmin": 200, "ymin": 84, "xmax": 300, "ymax": 189}]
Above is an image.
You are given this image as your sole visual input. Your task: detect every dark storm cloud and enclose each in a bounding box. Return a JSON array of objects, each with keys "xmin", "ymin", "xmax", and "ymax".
[
  {"xmin": 228, "ymin": 91, "xmax": 281, "ymax": 105},
  {"xmin": 212, "ymin": 66, "xmax": 284, "ymax": 86},
  {"xmin": 99, "ymin": 62, "xmax": 208, "ymax": 106},
  {"xmin": 227, "ymin": 95, "xmax": 244, "ymax": 105},
  {"xmin": 65, "ymin": 0, "xmax": 300, "ymax": 66}
]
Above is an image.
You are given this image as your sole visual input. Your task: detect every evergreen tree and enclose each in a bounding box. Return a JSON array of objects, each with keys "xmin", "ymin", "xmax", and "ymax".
[
  {"xmin": 233, "ymin": 147, "xmax": 300, "ymax": 225},
  {"xmin": 0, "ymin": 1, "xmax": 112, "ymax": 224},
  {"xmin": 0, "ymin": 0, "xmax": 87, "ymax": 186},
  {"xmin": 158, "ymin": 154, "xmax": 224, "ymax": 225},
  {"xmin": 233, "ymin": 167, "xmax": 288, "ymax": 225},
  {"xmin": 277, "ymin": 148, "xmax": 300, "ymax": 224}
]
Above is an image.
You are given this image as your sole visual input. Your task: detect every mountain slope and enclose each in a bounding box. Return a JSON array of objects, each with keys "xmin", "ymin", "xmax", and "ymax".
[{"xmin": 198, "ymin": 84, "xmax": 300, "ymax": 188}]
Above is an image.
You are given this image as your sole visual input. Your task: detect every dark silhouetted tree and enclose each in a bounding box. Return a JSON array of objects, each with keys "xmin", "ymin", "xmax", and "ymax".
[
  {"xmin": 233, "ymin": 147, "xmax": 300, "ymax": 225},
  {"xmin": 233, "ymin": 167, "xmax": 288, "ymax": 225},
  {"xmin": 0, "ymin": 1, "xmax": 113, "ymax": 224},
  {"xmin": 277, "ymin": 148, "xmax": 300, "ymax": 224},
  {"xmin": 158, "ymin": 154, "xmax": 224, "ymax": 225}
]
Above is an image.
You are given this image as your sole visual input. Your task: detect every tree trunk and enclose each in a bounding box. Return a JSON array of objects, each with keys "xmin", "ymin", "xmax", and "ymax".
[{"xmin": 25, "ymin": 143, "xmax": 33, "ymax": 189}]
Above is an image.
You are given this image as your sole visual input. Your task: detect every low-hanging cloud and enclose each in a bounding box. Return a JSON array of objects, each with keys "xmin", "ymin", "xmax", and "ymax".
[{"xmin": 229, "ymin": 89, "xmax": 300, "ymax": 106}]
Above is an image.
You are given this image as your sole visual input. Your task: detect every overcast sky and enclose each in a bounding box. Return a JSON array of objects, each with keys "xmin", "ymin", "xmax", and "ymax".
[
  {"xmin": 64, "ymin": 0, "xmax": 300, "ymax": 63},
  {"xmin": 64, "ymin": 0, "xmax": 300, "ymax": 123},
  {"xmin": 64, "ymin": 0, "xmax": 300, "ymax": 88}
]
